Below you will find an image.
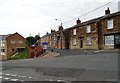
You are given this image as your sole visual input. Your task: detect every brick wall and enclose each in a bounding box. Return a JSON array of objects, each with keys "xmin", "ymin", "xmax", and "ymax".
[{"xmin": 6, "ymin": 33, "xmax": 26, "ymax": 59}]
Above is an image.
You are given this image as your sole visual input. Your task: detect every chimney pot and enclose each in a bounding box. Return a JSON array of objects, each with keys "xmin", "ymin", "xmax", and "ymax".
[
  {"xmin": 105, "ymin": 7, "xmax": 110, "ymax": 15},
  {"xmin": 59, "ymin": 25, "xmax": 63, "ymax": 31},
  {"xmin": 76, "ymin": 18, "xmax": 81, "ymax": 24}
]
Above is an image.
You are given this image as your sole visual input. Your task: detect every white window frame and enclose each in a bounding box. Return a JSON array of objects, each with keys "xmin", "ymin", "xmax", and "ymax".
[
  {"xmin": 107, "ymin": 19, "xmax": 113, "ymax": 29},
  {"xmin": 11, "ymin": 40, "xmax": 15, "ymax": 44},
  {"xmin": 73, "ymin": 36, "xmax": 77, "ymax": 46},
  {"xmin": 73, "ymin": 29, "xmax": 76, "ymax": 35},
  {"xmin": 1, "ymin": 49, "xmax": 5, "ymax": 55},
  {"xmin": 2, "ymin": 40, "xmax": 5, "ymax": 46},
  {"xmin": 86, "ymin": 36, "xmax": 91, "ymax": 46},
  {"xmin": 1, "ymin": 40, "xmax": 3, "ymax": 47},
  {"xmin": 86, "ymin": 25, "xmax": 91, "ymax": 33},
  {"xmin": 105, "ymin": 35, "xmax": 114, "ymax": 45},
  {"xmin": 19, "ymin": 40, "xmax": 22, "ymax": 44},
  {"xmin": 1, "ymin": 43, "xmax": 2, "ymax": 47}
]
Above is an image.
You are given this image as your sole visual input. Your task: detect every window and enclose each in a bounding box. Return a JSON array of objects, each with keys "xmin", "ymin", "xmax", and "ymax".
[
  {"xmin": 105, "ymin": 35, "xmax": 114, "ymax": 45},
  {"xmin": 11, "ymin": 40, "xmax": 15, "ymax": 44},
  {"xmin": 86, "ymin": 25, "xmax": 91, "ymax": 33},
  {"xmin": 1, "ymin": 49, "xmax": 5, "ymax": 52},
  {"xmin": 73, "ymin": 36, "xmax": 77, "ymax": 46},
  {"xmin": 19, "ymin": 40, "xmax": 22, "ymax": 44},
  {"xmin": 86, "ymin": 36, "xmax": 91, "ymax": 45},
  {"xmin": 1, "ymin": 43, "xmax": 2, "ymax": 47},
  {"xmin": 73, "ymin": 29, "xmax": 76, "ymax": 35},
  {"xmin": 0, "ymin": 40, "xmax": 4, "ymax": 47},
  {"xmin": 2, "ymin": 40, "xmax": 5, "ymax": 46},
  {"xmin": 107, "ymin": 19, "xmax": 113, "ymax": 29},
  {"xmin": 1, "ymin": 49, "xmax": 5, "ymax": 55}
]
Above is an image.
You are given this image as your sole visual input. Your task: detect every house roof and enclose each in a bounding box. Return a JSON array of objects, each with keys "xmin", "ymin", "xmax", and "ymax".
[
  {"xmin": 6, "ymin": 32, "xmax": 25, "ymax": 39},
  {"xmin": 0, "ymin": 34, "xmax": 10, "ymax": 40},
  {"xmin": 0, "ymin": 32, "xmax": 25, "ymax": 40},
  {"xmin": 41, "ymin": 11, "xmax": 120, "ymax": 38},
  {"xmin": 69, "ymin": 11, "xmax": 120, "ymax": 29}
]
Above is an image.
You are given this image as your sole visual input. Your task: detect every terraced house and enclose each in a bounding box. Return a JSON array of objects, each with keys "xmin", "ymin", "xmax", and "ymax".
[
  {"xmin": 70, "ymin": 8, "xmax": 120, "ymax": 50},
  {"xmin": 0, "ymin": 32, "xmax": 26, "ymax": 60},
  {"xmin": 40, "ymin": 8, "xmax": 120, "ymax": 50}
]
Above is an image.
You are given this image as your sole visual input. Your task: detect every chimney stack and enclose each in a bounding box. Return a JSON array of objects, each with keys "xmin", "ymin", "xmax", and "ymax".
[
  {"xmin": 59, "ymin": 23, "xmax": 63, "ymax": 31},
  {"xmin": 46, "ymin": 32, "xmax": 49, "ymax": 35},
  {"xmin": 105, "ymin": 7, "xmax": 110, "ymax": 15},
  {"xmin": 76, "ymin": 18, "xmax": 81, "ymax": 25}
]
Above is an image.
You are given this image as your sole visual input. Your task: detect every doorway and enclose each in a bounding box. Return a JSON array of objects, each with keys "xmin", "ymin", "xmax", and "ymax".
[
  {"xmin": 80, "ymin": 40, "xmax": 83, "ymax": 48},
  {"xmin": 115, "ymin": 34, "xmax": 120, "ymax": 49}
]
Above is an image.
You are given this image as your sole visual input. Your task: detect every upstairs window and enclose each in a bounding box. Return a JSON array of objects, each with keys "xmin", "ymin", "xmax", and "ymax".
[
  {"xmin": 11, "ymin": 40, "xmax": 15, "ymax": 44},
  {"xmin": 86, "ymin": 25, "xmax": 91, "ymax": 33},
  {"xmin": 2, "ymin": 40, "xmax": 5, "ymax": 46},
  {"xmin": 73, "ymin": 29, "xmax": 76, "ymax": 35},
  {"xmin": 19, "ymin": 40, "xmax": 22, "ymax": 44},
  {"xmin": 0, "ymin": 40, "xmax": 5, "ymax": 47},
  {"xmin": 107, "ymin": 19, "xmax": 113, "ymax": 29},
  {"xmin": 1, "ymin": 40, "xmax": 2, "ymax": 46}
]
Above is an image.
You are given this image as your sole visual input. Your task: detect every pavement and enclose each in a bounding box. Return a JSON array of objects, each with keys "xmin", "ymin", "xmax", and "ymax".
[
  {"xmin": 1, "ymin": 49, "xmax": 119, "ymax": 82},
  {"xmin": 41, "ymin": 51, "xmax": 60, "ymax": 58}
]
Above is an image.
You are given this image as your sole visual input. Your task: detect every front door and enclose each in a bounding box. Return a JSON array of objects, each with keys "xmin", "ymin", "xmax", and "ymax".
[
  {"xmin": 80, "ymin": 40, "xmax": 83, "ymax": 48},
  {"xmin": 115, "ymin": 34, "xmax": 120, "ymax": 48}
]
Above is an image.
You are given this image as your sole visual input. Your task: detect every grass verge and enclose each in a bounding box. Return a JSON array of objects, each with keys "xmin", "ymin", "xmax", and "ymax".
[{"xmin": 10, "ymin": 48, "xmax": 30, "ymax": 60}]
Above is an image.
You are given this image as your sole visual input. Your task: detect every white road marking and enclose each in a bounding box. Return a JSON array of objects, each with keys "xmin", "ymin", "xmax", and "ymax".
[
  {"xmin": 5, "ymin": 74, "xmax": 11, "ymax": 76},
  {"xmin": 28, "ymin": 77, "xmax": 32, "ymax": 78},
  {"xmin": 0, "ymin": 76, "xmax": 2, "ymax": 79},
  {"xmin": 3, "ymin": 77, "xmax": 10, "ymax": 80},
  {"xmin": 18, "ymin": 75, "xmax": 26, "ymax": 78},
  {"xmin": 10, "ymin": 79, "xmax": 18, "ymax": 81},
  {"xmin": 11, "ymin": 74, "xmax": 17, "ymax": 77},
  {"xmin": 57, "ymin": 80, "xmax": 64, "ymax": 82}
]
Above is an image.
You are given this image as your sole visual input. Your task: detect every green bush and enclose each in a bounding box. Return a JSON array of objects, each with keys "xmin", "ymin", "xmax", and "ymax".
[{"xmin": 10, "ymin": 48, "xmax": 30, "ymax": 60}]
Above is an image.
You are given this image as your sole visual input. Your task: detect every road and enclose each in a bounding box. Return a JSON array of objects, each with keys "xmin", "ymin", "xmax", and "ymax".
[{"xmin": 0, "ymin": 49, "xmax": 119, "ymax": 82}]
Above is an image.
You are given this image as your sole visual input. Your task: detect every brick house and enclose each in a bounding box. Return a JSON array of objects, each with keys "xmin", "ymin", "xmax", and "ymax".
[
  {"xmin": 99, "ymin": 8, "xmax": 120, "ymax": 49},
  {"xmin": 70, "ymin": 8, "xmax": 120, "ymax": 50},
  {"xmin": 0, "ymin": 32, "xmax": 26, "ymax": 60},
  {"xmin": 40, "ymin": 30, "xmax": 56, "ymax": 49},
  {"xmin": 62, "ymin": 28, "xmax": 71, "ymax": 49},
  {"xmin": 70, "ymin": 18, "xmax": 100, "ymax": 50},
  {"xmin": 40, "ymin": 8, "xmax": 120, "ymax": 50},
  {"xmin": 40, "ymin": 26, "xmax": 65, "ymax": 49}
]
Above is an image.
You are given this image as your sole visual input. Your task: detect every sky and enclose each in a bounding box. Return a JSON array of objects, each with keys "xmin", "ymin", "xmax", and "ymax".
[{"xmin": 0, "ymin": 0, "xmax": 119, "ymax": 37}]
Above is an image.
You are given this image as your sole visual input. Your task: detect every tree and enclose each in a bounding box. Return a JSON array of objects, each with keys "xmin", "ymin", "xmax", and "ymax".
[
  {"xmin": 35, "ymin": 35, "xmax": 40, "ymax": 41},
  {"xmin": 26, "ymin": 36, "xmax": 36, "ymax": 46},
  {"xmin": 34, "ymin": 35, "xmax": 40, "ymax": 46}
]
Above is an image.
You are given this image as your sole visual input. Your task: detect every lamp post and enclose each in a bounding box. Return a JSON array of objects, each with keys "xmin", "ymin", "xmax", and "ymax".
[
  {"xmin": 55, "ymin": 19, "xmax": 63, "ymax": 50},
  {"xmin": 60, "ymin": 31, "xmax": 63, "ymax": 50}
]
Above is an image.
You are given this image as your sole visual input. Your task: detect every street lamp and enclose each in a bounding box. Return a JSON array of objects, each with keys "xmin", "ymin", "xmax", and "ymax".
[
  {"xmin": 55, "ymin": 19, "xmax": 62, "ymax": 26},
  {"xmin": 55, "ymin": 19, "xmax": 63, "ymax": 50}
]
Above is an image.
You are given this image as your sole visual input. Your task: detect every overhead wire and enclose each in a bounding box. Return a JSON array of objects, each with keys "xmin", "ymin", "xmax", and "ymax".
[{"xmin": 62, "ymin": 0, "xmax": 116, "ymax": 25}]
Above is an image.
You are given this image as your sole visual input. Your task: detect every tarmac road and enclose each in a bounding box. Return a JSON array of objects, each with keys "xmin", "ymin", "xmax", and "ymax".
[{"xmin": 1, "ymin": 49, "xmax": 119, "ymax": 82}]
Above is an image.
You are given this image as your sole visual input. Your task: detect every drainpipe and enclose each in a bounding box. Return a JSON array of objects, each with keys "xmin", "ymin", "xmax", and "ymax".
[{"xmin": 97, "ymin": 21, "xmax": 102, "ymax": 50}]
